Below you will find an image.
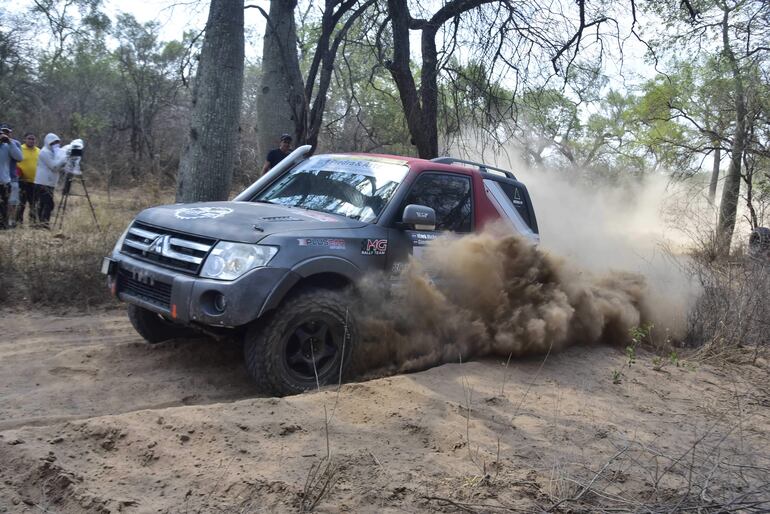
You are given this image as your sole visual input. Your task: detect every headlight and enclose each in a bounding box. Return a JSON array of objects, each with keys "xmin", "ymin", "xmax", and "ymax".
[{"xmin": 200, "ymin": 242, "xmax": 278, "ymax": 280}]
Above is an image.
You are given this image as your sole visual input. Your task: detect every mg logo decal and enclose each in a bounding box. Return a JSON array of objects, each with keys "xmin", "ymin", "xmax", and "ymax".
[{"xmin": 361, "ymin": 238, "xmax": 388, "ymax": 256}]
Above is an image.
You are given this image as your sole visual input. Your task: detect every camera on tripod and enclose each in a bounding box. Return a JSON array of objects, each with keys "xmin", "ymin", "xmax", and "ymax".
[
  {"xmin": 63, "ymin": 139, "xmax": 84, "ymax": 176},
  {"xmin": 53, "ymin": 138, "xmax": 99, "ymax": 230}
]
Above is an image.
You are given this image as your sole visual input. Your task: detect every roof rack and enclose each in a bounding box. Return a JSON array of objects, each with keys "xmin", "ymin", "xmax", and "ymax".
[{"xmin": 431, "ymin": 156, "xmax": 516, "ymax": 180}]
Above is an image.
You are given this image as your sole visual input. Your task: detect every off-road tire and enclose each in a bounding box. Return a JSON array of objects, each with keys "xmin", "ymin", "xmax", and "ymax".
[
  {"xmin": 243, "ymin": 289, "xmax": 357, "ymax": 396},
  {"xmin": 127, "ymin": 304, "xmax": 195, "ymax": 344},
  {"xmin": 748, "ymin": 227, "xmax": 770, "ymax": 260}
]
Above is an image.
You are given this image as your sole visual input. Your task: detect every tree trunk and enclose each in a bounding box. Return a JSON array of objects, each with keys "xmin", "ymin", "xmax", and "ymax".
[
  {"xmin": 708, "ymin": 143, "xmax": 720, "ymax": 205},
  {"xmin": 256, "ymin": 0, "xmax": 304, "ymax": 163},
  {"xmin": 716, "ymin": 7, "xmax": 747, "ymax": 255},
  {"xmin": 419, "ymin": 26, "xmax": 440, "ymax": 158},
  {"xmin": 386, "ymin": 0, "xmax": 437, "ymax": 158},
  {"xmin": 176, "ymin": 0, "xmax": 244, "ymax": 202}
]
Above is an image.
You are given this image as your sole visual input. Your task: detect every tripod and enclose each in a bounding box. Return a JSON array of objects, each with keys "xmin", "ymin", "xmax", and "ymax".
[{"xmin": 53, "ymin": 173, "xmax": 100, "ymax": 231}]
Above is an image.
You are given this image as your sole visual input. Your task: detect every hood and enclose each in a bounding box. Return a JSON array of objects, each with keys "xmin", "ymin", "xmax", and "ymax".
[
  {"xmin": 43, "ymin": 133, "xmax": 60, "ymax": 150},
  {"xmin": 134, "ymin": 201, "xmax": 367, "ymax": 244}
]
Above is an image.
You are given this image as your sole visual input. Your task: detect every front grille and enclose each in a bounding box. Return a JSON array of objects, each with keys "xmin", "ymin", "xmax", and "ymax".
[
  {"xmin": 121, "ymin": 221, "xmax": 216, "ymax": 274},
  {"xmin": 118, "ymin": 269, "xmax": 172, "ymax": 309}
]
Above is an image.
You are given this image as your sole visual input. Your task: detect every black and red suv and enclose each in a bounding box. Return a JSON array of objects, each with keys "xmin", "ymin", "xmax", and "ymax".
[{"xmin": 102, "ymin": 146, "xmax": 539, "ymax": 395}]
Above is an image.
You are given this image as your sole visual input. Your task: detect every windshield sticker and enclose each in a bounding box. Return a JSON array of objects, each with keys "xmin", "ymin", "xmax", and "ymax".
[
  {"xmin": 361, "ymin": 239, "xmax": 388, "ymax": 256},
  {"xmin": 307, "ymin": 156, "xmax": 408, "ymax": 181},
  {"xmin": 174, "ymin": 207, "xmax": 233, "ymax": 220},
  {"xmin": 297, "ymin": 238, "xmax": 346, "ymax": 250},
  {"xmin": 410, "ymin": 232, "xmax": 439, "ymax": 247},
  {"xmin": 323, "ymin": 154, "xmax": 408, "ymax": 166}
]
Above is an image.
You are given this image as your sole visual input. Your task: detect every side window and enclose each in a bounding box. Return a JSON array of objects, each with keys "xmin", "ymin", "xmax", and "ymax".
[{"xmin": 402, "ymin": 173, "xmax": 473, "ymax": 232}]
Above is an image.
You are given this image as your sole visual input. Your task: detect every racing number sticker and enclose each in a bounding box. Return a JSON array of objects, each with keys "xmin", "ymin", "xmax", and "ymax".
[{"xmin": 361, "ymin": 239, "xmax": 388, "ymax": 256}]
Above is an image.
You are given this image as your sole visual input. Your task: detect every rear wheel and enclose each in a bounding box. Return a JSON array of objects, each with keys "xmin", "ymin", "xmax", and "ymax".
[
  {"xmin": 243, "ymin": 289, "xmax": 356, "ymax": 396},
  {"xmin": 127, "ymin": 304, "xmax": 196, "ymax": 344}
]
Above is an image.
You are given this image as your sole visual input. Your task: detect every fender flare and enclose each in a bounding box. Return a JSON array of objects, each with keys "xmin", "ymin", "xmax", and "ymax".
[{"xmin": 257, "ymin": 256, "xmax": 361, "ymax": 317}]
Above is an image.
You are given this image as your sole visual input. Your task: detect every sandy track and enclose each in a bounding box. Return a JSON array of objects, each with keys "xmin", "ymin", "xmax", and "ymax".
[
  {"xmin": 0, "ymin": 310, "xmax": 257, "ymax": 431},
  {"xmin": 1, "ymin": 311, "xmax": 768, "ymax": 513}
]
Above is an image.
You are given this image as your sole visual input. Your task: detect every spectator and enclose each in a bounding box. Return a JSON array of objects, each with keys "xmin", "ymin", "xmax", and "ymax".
[
  {"xmin": 16, "ymin": 132, "xmax": 39, "ymax": 225},
  {"xmin": 261, "ymin": 133, "xmax": 293, "ymax": 175},
  {"xmin": 34, "ymin": 133, "xmax": 67, "ymax": 228},
  {"xmin": 0, "ymin": 123, "xmax": 23, "ymax": 229},
  {"xmin": 8, "ymin": 170, "xmax": 20, "ymax": 228}
]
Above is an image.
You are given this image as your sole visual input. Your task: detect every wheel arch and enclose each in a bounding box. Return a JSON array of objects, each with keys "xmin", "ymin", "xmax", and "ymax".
[{"xmin": 257, "ymin": 257, "xmax": 360, "ymax": 318}]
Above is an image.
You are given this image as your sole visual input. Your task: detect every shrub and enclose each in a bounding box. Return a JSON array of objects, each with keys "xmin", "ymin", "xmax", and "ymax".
[{"xmin": 0, "ymin": 187, "xmax": 170, "ymax": 309}]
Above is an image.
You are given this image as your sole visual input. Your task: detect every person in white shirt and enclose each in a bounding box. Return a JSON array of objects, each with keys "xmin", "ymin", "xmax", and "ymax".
[{"xmin": 34, "ymin": 133, "xmax": 67, "ymax": 228}]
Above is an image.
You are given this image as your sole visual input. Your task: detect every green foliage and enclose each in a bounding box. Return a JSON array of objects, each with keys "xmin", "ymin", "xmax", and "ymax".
[
  {"xmin": 630, "ymin": 323, "xmax": 654, "ymax": 346},
  {"xmin": 626, "ymin": 323, "xmax": 654, "ymax": 368},
  {"xmin": 625, "ymin": 345, "xmax": 637, "ymax": 367},
  {"xmin": 0, "ymin": 2, "xmax": 190, "ymax": 185},
  {"xmin": 669, "ymin": 351, "xmax": 680, "ymax": 367}
]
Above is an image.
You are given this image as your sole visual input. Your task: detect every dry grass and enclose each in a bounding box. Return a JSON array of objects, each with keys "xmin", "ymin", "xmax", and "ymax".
[
  {"xmin": 539, "ymin": 392, "xmax": 770, "ymax": 513},
  {"xmin": 0, "ymin": 185, "xmax": 173, "ymax": 308},
  {"xmin": 686, "ymin": 256, "xmax": 770, "ymax": 363}
]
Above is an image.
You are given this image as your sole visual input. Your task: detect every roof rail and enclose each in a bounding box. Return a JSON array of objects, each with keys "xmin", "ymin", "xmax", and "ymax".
[{"xmin": 431, "ymin": 156, "xmax": 516, "ymax": 180}]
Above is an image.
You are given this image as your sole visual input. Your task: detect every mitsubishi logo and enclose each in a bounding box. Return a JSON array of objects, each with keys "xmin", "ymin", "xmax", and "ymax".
[{"xmin": 145, "ymin": 235, "xmax": 169, "ymax": 256}]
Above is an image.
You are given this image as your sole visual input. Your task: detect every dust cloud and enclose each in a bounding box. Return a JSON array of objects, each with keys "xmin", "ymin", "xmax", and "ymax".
[
  {"xmin": 353, "ymin": 150, "xmax": 701, "ymax": 374},
  {"xmin": 354, "ymin": 230, "xmax": 649, "ymax": 374}
]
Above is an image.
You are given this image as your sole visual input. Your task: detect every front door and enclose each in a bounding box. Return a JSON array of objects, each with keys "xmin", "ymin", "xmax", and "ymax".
[{"xmin": 387, "ymin": 172, "xmax": 474, "ymax": 279}]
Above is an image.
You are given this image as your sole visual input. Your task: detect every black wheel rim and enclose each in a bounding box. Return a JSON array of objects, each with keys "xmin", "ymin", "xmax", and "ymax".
[{"xmin": 283, "ymin": 315, "xmax": 342, "ymax": 383}]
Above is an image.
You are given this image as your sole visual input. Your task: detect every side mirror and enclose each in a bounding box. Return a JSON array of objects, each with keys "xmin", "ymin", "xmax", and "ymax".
[{"xmin": 402, "ymin": 204, "xmax": 436, "ymax": 231}]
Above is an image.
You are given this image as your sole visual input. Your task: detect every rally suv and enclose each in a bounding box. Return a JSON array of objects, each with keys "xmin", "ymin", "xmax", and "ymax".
[{"xmin": 102, "ymin": 146, "xmax": 539, "ymax": 395}]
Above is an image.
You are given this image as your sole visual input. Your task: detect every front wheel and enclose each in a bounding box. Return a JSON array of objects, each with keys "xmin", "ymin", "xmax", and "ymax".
[
  {"xmin": 127, "ymin": 304, "xmax": 197, "ymax": 344},
  {"xmin": 243, "ymin": 289, "xmax": 357, "ymax": 396}
]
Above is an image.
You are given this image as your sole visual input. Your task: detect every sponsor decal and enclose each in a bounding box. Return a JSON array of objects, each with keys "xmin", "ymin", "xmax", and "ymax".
[
  {"xmin": 297, "ymin": 238, "xmax": 346, "ymax": 250},
  {"xmin": 410, "ymin": 232, "xmax": 439, "ymax": 247},
  {"xmin": 175, "ymin": 206, "xmax": 233, "ymax": 220},
  {"xmin": 391, "ymin": 262, "xmax": 407, "ymax": 273},
  {"xmin": 512, "ymin": 188, "xmax": 524, "ymax": 206},
  {"xmin": 361, "ymin": 238, "xmax": 388, "ymax": 256}
]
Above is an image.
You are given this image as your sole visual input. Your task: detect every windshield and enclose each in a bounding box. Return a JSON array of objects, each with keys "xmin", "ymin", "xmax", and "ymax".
[{"xmin": 255, "ymin": 155, "xmax": 409, "ymax": 222}]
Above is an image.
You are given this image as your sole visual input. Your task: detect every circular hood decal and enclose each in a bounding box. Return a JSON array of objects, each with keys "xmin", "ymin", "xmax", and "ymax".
[{"xmin": 174, "ymin": 207, "xmax": 234, "ymax": 220}]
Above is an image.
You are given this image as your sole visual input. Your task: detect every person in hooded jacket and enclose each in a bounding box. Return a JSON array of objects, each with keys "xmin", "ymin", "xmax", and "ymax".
[{"xmin": 34, "ymin": 133, "xmax": 67, "ymax": 228}]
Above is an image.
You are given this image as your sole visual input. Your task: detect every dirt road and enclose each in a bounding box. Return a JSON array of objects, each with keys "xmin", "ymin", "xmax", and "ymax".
[
  {"xmin": 1, "ymin": 311, "xmax": 768, "ymax": 513},
  {"xmin": 0, "ymin": 310, "xmax": 256, "ymax": 431}
]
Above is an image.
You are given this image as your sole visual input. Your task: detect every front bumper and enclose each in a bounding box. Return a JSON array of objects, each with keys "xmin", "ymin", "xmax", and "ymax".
[{"xmin": 103, "ymin": 252, "xmax": 295, "ymax": 327}]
